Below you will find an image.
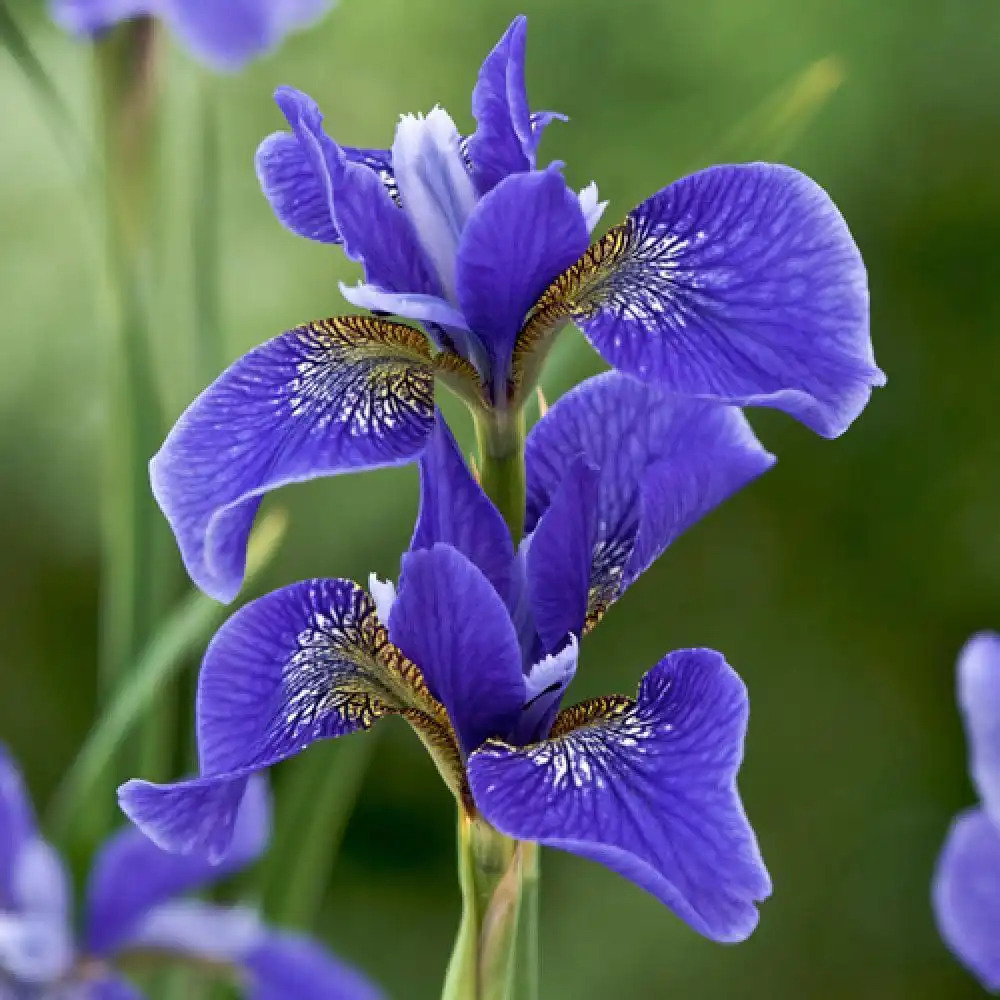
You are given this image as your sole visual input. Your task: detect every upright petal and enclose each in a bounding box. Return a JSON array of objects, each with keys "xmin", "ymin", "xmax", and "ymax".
[
  {"xmin": 958, "ymin": 633, "xmax": 1000, "ymax": 824},
  {"xmin": 120, "ymin": 579, "xmax": 440, "ymax": 858},
  {"xmin": 933, "ymin": 807, "xmax": 1000, "ymax": 991},
  {"xmin": 244, "ymin": 931, "xmax": 386, "ymax": 1000},
  {"xmin": 467, "ymin": 16, "xmax": 559, "ymax": 193},
  {"xmin": 410, "ymin": 414, "xmax": 514, "ymax": 605},
  {"xmin": 86, "ymin": 777, "xmax": 270, "ymax": 955},
  {"xmin": 275, "ymin": 88, "xmax": 439, "ymax": 297},
  {"xmin": 518, "ymin": 164, "xmax": 883, "ymax": 437},
  {"xmin": 524, "ymin": 373, "xmax": 774, "ymax": 628},
  {"xmin": 0, "ymin": 745, "xmax": 36, "ymax": 909},
  {"xmin": 160, "ymin": 0, "xmax": 334, "ymax": 72},
  {"xmin": 151, "ymin": 316, "xmax": 436, "ymax": 602},
  {"xmin": 389, "ymin": 545, "xmax": 525, "ymax": 756},
  {"xmin": 469, "ymin": 648, "xmax": 771, "ymax": 942},
  {"xmin": 455, "ymin": 167, "xmax": 588, "ymax": 391}
]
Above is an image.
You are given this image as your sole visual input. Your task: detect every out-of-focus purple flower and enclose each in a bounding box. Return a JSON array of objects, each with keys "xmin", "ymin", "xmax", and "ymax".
[
  {"xmin": 50, "ymin": 0, "xmax": 334, "ymax": 72},
  {"xmin": 933, "ymin": 633, "xmax": 1000, "ymax": 991},
  {"xmin": 0, "ymin": 748, "xmax": 381, "ymax": 999},
  {"xmin": 149, "ymin": 13, "xmax": 882, "ymax": 605},
  {"xmin": 122, "ymin": 374, "xmax": 774, "ymax": 942}
]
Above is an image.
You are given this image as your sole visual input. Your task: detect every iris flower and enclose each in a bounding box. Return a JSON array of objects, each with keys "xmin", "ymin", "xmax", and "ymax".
[
  {"xmin": 50, "ymin": 0, "xmax": 333, "ymax": 71},
  {"xmin": 122, "ymin": 373, "xmax": 774, "ymax": 942},
  {"xmin": 148, "ymin": 14, "xmax": 881, "ymax": 604},
  {"xmin": 0, "ymin": 747, "xmax": 380, "ymax": 999},
  {"xmin": 933, "ymin": 633, "xmax": 1000, "ymax": 990}
]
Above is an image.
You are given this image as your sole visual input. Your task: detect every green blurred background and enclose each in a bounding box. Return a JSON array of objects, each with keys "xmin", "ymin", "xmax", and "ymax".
[{"xmin": 2, "ymin": 0, "xmax": 1000, "ymax": 996}]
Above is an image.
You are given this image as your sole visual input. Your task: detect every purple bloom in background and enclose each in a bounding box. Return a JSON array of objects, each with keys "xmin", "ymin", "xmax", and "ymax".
[
  {"xmin": 122, "ymin": 373, "xmax": 774, "ymax": 942},
  {"xmin": 0, "ymin": 749, "xmax": 381, "ymax": 999},
  {"xmin": 148, "ymin": 13, "xmax": 882, "ymax": 604},
  {"xmin": 50, "ymin": 0, "xmax": 333, "ymax": 71},
  {"xmin": 933, "ymin": 633, "xmax": 1000, "ymax": 991}
]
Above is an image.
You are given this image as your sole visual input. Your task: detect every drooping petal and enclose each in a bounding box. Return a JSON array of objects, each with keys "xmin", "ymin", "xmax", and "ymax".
[
  {"xmin": 0, "ymin": 745, "xmax": 36, "ymax": 909},
  {"xmin": 933, "ymin": 807, "xmax": 1000, "ymax": 991},
  {"xmin": 455, "ymin": 167, "xmax": 589, "ymax": 390},
  {"xmin": 86, "ymin": 777, "xmax": 269, "ymax": 955},
  {"xmin": 410, "ymin": 415, "xmax": 514, "ymax": 605},
  {"xmin": 467, "ymin": 16, "xmax": 559, "ymax": 193},
  {"xmin": 159, "ymin": 0, "xmax": 334, "ymax": 72},
  {"xmin": 243, "ymin": 931, "xmax": 386, "ymax": 1000},
  {"xmin": 389, "ymin": 545, "xmax": 525, "ymax": 756},
  {"xmin": 525, "ymin": 373, "xmax": 774, "ymax": 623},
  {"xmin": 49, "ymin": 0, "xmax": 151, "ymax": 36},
  {"xmin": 120, "ymin": 579, "xmax": 441, "ymax": 859},
  {"xmin": 469, "ymin": 648, "xmax": 771, "ymax": 942},
  {"xmin": 958, "ymin": 633, "xmax": 1000, "ymax": 825},
  {"xmin": 274, "ymin": 88, "xmax": 438, "ymax": 297},
  {"xmin": 526, "ymin": 457, "xmax": 599, "ymax": 650},
  {"xmin": 151, "ymin": 316, "xmax": 436, "ymax": 602},
  {"xmin": 392, "ymin": 109, "xmax": 478, "ymax": 301},
  {"xmin": 518, "ymin": 164, "xmax": 883, "ymax": 437}
]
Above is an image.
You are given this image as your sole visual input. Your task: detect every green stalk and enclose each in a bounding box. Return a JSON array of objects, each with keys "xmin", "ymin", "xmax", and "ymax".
[
  {"xmin": 511, "ymin": 844, "xmax": 539, "ymax": 1000},
  {"xmin": 473, "ymin": 408, "xmax": 526, "ymax": 541}
]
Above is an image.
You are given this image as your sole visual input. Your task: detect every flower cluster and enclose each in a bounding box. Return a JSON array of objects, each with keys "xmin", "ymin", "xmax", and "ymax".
[
  {"xmin": 118, "ymin": 13, "xmax": 880, "ymax": 951},
  {"xmin": 51, "ymin": 0, "xmax": 334, "ymax": 71},
  {"xmin": 0, "ymin": 747, "xmax": 380, "ymax": 999}
]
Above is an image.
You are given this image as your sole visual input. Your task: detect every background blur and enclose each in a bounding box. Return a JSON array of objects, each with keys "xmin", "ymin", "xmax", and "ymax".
[{"xmin": 2, "ymin": 0, "xmax": 999, "ymax": 996}]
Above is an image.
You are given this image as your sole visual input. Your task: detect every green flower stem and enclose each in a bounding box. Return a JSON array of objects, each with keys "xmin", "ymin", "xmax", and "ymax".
[
  {"xmin": 474, "ymin": 407, "xmax": 526, "ymax": 542},
  {"xmin": 511, "ymin": 843, "xmax": 539, "ymax": 1000}
]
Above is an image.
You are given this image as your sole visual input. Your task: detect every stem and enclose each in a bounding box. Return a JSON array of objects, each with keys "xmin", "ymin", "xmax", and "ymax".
[
  {"xmin": 511, "ymin": 843, "xmax": 539, "ymax": 1000},
  {"xmin": 473, "ymin": 408, "xmax": 526, "ymax": 541}
]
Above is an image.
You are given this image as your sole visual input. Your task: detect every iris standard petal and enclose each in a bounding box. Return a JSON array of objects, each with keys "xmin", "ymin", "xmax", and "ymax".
[
  {"xmin": 121, "ymin": 578, "xmax": 441, "ymax": 858},
  {"xmin": 455, "ymin": 167, "xmax": 589, "ymax": 390},
  {"xmin": 160, "ymin": 0, "xmax": 333, "ymax": 72},
  {"xmin": 274, "ymin": 88, "xmax": 438, "ymax": 297},
  {"xmin": 49, "ymin": 0, "xmax": 150, "ymax": 35},
  {"xmin": 467, "ymin": 16, "xmax": 556, "ymax": 193},
  {"xmin": 244, "ymin": 931, "xmax": 386, "ymax": 1000},
  {"xmin": 518, "ymin": 163, "xmax": 883, "ymax": 437},
  {"xmin": 468, "ymin": 648, "xmax": 771, "ymax": 942},
  {"xmin": 526, "ymin": 457, "xmax": 599, "ymax": 650},
  {"xmin": 0, "ymin": 745, "xmax": 36, "ymax": 908},
  {"xmin": 86, "ymin": 777, "xmax": 269, "ymax": 955},
  {"xmin": 389, "ymin": 545, "xmax": 525, "ymax": 756},
  {"xmin": 933, "ymin": 807, "xmax": 1000, "ymax": 991},
  {"xmin": 151, "ymin": 316, "xmax": 436, "ymax": 602},
  {"xmin": 958, "ymin": 633, "xmax": 1000, "ymax": 825},
  {"xmin": 410, "ymin": 415, "xmax": 514, "ymax": 604}
]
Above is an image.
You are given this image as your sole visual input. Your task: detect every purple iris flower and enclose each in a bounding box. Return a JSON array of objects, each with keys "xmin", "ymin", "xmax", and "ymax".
[
  {"xmin": 0, "ymin": 748, "xmax": 381, "ymax": 999},
  {"xmin": 933, "ymin": 633, "xmax": 1000, "ymax": 990},
  {"xmin": 50, "ymin": 0, "xmax": 333, "ymax": 71},
  {"xmin": 148, "ymin": 14, "xmax": 882, "ymax": 605},
  {"xmin": 122, "ymin": 373, "xmax": 774, "ymax": 942}
]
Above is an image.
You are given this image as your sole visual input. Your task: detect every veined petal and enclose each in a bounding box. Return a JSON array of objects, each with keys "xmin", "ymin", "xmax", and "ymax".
[
  {"xmin": 389, "ymin": 545, "xmax": 525, "ymax": 757},
  {"xmin": 86, "ymin": 777, "xmax": 270, "ymax": 955},
  {"xmin": 274, "ymin": 88, "xmax": 438, "ymax": 297},
  {"xmin": 160, "ymin": 0, "xmax": 334, "ymax": 72},
  {"xmin": 0, "ymin": 745, "xmax": 36, "ymax": 909},
  {"xmin": 455, "ymin": 167, "xmax": 588, "ymax": 392},
  {"xmin": 244, "ymin": 931, "xmax": 386, "ymax": 1000},
  {"xmin": 410, "ymin": 415, "xmax": 514, "ymax": 605},
  {"xmin": 518, "ymin": 164, "xmax": 883, "ymax": 437},
  {"xmin": 120, "ymin": 579, "xmax": 446, "ymax": 859},
  {"xmin": 933, "ymin": 807, "xmax": 1000, "ymax": 991},
  {"xmin": 151, "ymin": 316, "xmax": 435, "ymax": 602},
  {"xmin": 469, "ymin": 648, "xmax": 771, "ymax": 942},
  {"xmin": 958, "ymin": 633, "xmax": 1000, "ymax": 825},
  {"xmin": 468, "ymin": 16, "xmax": 558, "ymax": 193},
  {"xmin": 525, "ymin": 373, "xmax": 774, "ymax": 629}
]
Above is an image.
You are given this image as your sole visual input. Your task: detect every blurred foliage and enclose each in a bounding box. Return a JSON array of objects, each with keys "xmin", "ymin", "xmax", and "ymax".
[{"xmin": 1, "ymin": 0, "xmax": 999, "ymax": 997}]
